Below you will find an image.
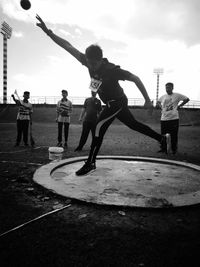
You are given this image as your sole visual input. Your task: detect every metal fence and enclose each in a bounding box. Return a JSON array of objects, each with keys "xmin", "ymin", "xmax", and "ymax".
[{"xmin": 1, "ymin": 96, "xmax": 200, "ymax": 108}]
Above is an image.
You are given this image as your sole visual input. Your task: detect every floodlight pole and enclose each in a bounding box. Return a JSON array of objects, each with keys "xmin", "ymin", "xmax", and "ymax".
[
  {"xmin": 1, "ymin": 21, "xmax": 12, "ymax": 104},
  {"xmin": 153, "ymin": 68, "xmax": 164, "ymax": 103}
]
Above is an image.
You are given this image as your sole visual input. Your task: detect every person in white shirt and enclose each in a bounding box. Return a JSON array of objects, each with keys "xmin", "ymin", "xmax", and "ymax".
[
  {"xmin": 12, "ymin": 91, "xmax": 33, "ymax": 147},
  {"xmin": 56, "ymin": 90, "xmax": 72, "ymax": 148},
  {"xmin": 157, "ymin": 82, "xmax": 190, "ymax": 154}
]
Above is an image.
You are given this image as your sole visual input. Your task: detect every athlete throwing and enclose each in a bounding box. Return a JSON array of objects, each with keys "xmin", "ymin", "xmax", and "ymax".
[{"xmin": 36, "ymin": 14, "xmax": 170, "ymax": 175}]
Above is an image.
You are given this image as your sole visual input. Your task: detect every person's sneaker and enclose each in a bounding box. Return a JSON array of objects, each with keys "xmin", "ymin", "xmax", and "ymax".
[
  {"xmin": 57, "ymin": 142, "xmax": 62, "ymax": 147},
  {"xmin": 24, "ymin": 143, "xmax": 29, "ymax": 147},
  {"xmin": 76, "ymin": 161, "xmax": 96, "ymax": 176},
  {"xmin": 160, "ymin": 133, "xmax": 171, "ymax": 154},
  {"xmin": 14, "ymin": 143, "xmax": 19, "ymax": 147}
]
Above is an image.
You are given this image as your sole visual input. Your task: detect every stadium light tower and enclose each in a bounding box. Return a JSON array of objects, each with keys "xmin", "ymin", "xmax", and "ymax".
[
  {"xmin": 153, "ymin": 68, "xmax": 164, "ymax": 103},
  {"xmin": 1, "ymin": 21, "xmax": 12, "ymax": 104}
]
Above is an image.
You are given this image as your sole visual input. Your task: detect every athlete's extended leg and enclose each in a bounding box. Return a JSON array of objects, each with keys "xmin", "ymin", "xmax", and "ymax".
[
  {"xmin": 117, "ymin": 105, "xmax": 161, "ymax": 141},
  {"xmin": 116, "ymin": 104, "xmax": 170, "ymax": 153}
]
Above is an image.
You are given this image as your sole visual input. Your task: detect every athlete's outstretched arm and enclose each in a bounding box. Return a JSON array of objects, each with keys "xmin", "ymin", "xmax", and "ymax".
[
  {"xmin": 36, "ymin": 14, "xmax": 82, "ymax": 62},
  {"xmin": 126, "ymin": 72, "xmax": 152, "ymax": 108}
]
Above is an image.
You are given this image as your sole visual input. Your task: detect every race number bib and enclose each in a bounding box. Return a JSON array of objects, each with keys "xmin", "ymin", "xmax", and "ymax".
[{"xmin": 89, "ymin": 78, "xmax": 102, "ymax": 92}]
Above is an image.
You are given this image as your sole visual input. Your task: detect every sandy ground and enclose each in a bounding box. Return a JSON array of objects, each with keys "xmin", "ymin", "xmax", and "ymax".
[{"xmin": 0, "ymin": 123, "xmax": 200, "ymax": 267}]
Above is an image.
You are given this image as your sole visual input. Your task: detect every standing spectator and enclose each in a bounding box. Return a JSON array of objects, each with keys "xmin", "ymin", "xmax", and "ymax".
[
  {"xmin": 75, "ymin": 91, "xmax": 102, "ymax": 151},
  {"xmin": 157, "ymin": 82, "xmax": 190, "ymax": 154},
  {"xmin": 56, "ymin": 89, "xmax": 72, "ymax": 148},
  {"xmin": 12, "ymin": 91, "xmax": 33, "ymax": 147}
]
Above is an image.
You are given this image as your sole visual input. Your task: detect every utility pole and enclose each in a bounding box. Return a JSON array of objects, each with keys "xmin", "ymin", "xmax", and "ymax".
[
  {"xmin": 153, "ymin": 68, "xmax": 164, "ymax": 104},
  {"xmin": 1, "ymin": 21, "xmax": 12, "ymax": 104}
]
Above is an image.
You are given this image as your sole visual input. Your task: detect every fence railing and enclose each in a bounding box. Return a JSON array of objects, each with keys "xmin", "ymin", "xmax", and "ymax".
[{"xmin": 1, "ymin": 96, "xmax": 200, "ymax": 108}]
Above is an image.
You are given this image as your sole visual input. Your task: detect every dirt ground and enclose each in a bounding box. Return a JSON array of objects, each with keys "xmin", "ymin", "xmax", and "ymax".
[{"xmin": 0, "ymin": 123, "xmax": 200, "ymax": 267}]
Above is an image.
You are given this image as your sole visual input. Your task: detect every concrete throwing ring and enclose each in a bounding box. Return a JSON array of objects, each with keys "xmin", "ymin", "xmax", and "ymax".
[{"xmin": 33, "ymin": 156, "xmax": 200, "ymax": 208}]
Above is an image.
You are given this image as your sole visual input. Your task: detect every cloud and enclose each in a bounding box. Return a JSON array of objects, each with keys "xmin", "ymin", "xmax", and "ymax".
[
  {"xmin": 13, "ymin": 73, "xmax": 30, "ymax": 82},
  {"xmin": 58, "ymin": 29, "xmax": 73, "ymax": 38},
  {"xmin": 13, "ymin": 31, "xmax": 23, "ymax": 38},
  {"xmin": 125, "ymin": 0, "xmax": 200, "ymax": 46},
  {"xmin": 75, "ymin": 28, "xmax": 82, "ymax": 36},
  {"xmin": 46, "ymin": 55, "xmax": 62, "ymax": 64},
  {"xmin": 1, "ymin": 0, "xmax": 200, "ymax": 46}
]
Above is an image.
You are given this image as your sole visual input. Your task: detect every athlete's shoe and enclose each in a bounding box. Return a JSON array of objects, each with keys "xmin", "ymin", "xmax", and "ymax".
[
  {"xmin": 76, "ymin": 161, "xmax": 96, "ymax": 176},
  {"xmin": 160, "ymin": 133, "xmax": 171, "ymax": 154}
]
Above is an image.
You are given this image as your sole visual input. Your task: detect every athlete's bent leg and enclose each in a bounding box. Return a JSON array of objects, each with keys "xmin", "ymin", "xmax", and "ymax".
[
  {"xmin": 117, "ymin": 106, "xmax": 161, "ymax": 141},
  {"xmin": 117, "ymin": 106, "xmax": 170, "ymax": 153},
  {"xmin": 76, "ymin": 105, "xmax": 121, "ymax": 176},
  {"xmin": 87, "ymin": 108, "xmax": 117, "ymax": 163}
]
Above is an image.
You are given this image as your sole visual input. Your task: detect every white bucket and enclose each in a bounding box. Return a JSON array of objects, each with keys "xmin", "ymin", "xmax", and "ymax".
[{"xmin": 48, "ymin": 147, "xmax": 64, "ymax": 161}]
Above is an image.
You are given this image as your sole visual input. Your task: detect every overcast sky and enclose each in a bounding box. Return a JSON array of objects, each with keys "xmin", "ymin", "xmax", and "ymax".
[{"xmin": 0, "ymin": 0, "xmax": 200, "ymax": 103}]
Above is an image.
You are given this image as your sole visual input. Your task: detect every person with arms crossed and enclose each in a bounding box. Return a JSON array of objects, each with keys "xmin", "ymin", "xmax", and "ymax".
[
  {"xmin": 11, "ymin": 91, "xmax": 33, "ymax": 147},
  {"xmin": 157, "ymin": 82, "xmax": 190, "ymax": 154},
  {"xmin": 56, "ymin": 89, "xmax": 73, "ymax": 148},
  {"xmin": 36, "ymin": 14, "xmax": 170, "ymax": 175},
  {"xmin": 75, "ymin": 91, "xmax": 102, "ymax": 151}
]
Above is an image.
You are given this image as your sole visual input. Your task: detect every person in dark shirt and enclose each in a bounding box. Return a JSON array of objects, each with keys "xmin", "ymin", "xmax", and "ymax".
[
  {"xmin": 75, "ymin": 91, "xmax": 102, "ymax": 151},
  {"xmin": 36, "ymin": 15, "xmax": 170, "ymax": 175}
]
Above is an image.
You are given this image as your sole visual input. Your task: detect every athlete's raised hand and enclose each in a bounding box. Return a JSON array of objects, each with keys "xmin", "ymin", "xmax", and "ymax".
[
  {"xmin": 36, "ymin": 14, "xmax": 48, "ymax": 33},
  {"xmin": 36, "ymin": 14, "xmax": 82, "ymax": 62}
]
